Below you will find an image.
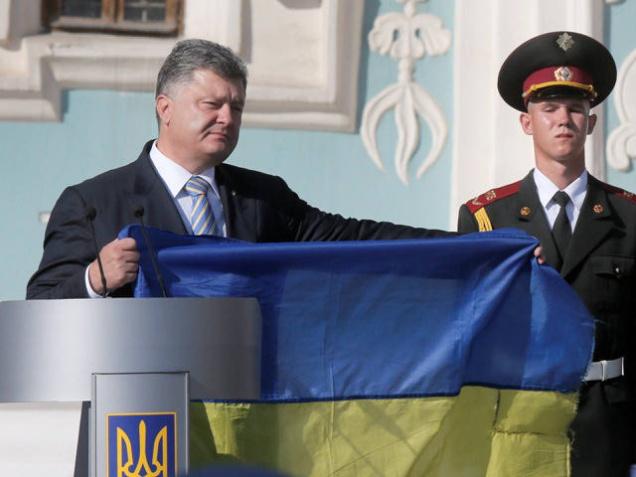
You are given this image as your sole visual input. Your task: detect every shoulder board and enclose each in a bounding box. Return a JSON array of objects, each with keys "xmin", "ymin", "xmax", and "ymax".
[
  {"xmin": 464, "ymin": 181, "xmax": 522, "ymax": 214},
  {"xmin": 598, "ymin": 181, "xmax": 636, "ymax": 205}
]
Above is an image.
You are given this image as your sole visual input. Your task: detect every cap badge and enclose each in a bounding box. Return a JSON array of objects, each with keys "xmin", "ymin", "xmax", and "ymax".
[
  {"xmin": 554, "ymin": 66, "xmax": 573, "ymax": 81},
  {"xmin": 520, "ymin": 206, "xmax": 531, "ymax": 217},
  {"xmin": 556, "ymin": 32, "xmax": 575, "ymax": 52},
  {"xmin": 593, "ymin": 204, "xmax": 604, "ymax": 214}
]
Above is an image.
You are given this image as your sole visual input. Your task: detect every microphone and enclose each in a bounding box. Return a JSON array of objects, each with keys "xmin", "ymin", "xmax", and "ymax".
[
  {"xmin": 133, "ymin": 205, "xmax": 169, "ymax": 298},
  {"xmin": 85, "ymin": 206, "xmax": 109, "ymax": 297}
]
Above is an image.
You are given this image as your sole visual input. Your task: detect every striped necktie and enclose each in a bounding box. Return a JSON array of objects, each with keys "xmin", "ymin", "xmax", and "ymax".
[{"xmin": 184, "ymin": 176, "xmax": 215, "ymax": 235}]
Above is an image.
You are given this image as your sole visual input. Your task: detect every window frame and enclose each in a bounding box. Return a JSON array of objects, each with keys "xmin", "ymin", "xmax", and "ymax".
[{"xmin": 44, "ymin": 0, "xmax": 181, "ymax": 36}]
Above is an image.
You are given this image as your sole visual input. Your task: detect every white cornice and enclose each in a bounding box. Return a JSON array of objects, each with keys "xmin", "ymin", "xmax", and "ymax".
[{"xmin": 0, "ymin": 0, "xmax": 363, "ymax": 132}]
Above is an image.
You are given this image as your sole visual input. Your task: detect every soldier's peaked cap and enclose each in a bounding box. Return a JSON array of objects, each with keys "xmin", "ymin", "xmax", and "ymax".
[{"xmin": 498, "ymin": 31, "xmax": 616, "ymax": 112}]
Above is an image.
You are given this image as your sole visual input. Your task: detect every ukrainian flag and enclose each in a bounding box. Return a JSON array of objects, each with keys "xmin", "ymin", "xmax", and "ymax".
[{"xmin": 123, "ymin": 226, "xmax": 594, "ymax": 477}]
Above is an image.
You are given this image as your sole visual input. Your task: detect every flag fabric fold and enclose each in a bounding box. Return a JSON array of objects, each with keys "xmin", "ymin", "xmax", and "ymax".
[{"xmin": 121, "ymin": 225, "xmax": 594, "ymax": 476}]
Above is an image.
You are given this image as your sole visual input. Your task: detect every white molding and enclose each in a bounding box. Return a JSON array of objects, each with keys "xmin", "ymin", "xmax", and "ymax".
[
  {"xmin": 0, "ymin": 0, "xmax": 9, "ymax": 45},
  {"xmin": 243, "ymin": 0, "xmax": 363, "ymax": 132},
  {"xmin": 0, "ymin": 0, "xmax": 363, "ymax": 132},
  {"xmin": 360, "ymin": 0, "xmax": 451, "ymax": 185},
  {"xmin": 450, "ymin": 0, "xmax": 608, "ymax": 227},
  {"xmin": 182, "ymin": 0, "xmax": 243, "ymax": 54},
  {"xmin": 607, "ymin": 48, "xmax": 636, "ymax": 171},
  {"xmin": 0, "ymin": 0, "xmax": 41, "ymax": 47}
]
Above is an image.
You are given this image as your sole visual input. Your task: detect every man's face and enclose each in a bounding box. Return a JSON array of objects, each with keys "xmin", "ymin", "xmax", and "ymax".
[
  {"xmin": 520, "ymin": 97, "xmax": 596, "ymax": 166},
  {"xmin": 157, "ymin": 68, "xmax": 245, "ymax": 170}
]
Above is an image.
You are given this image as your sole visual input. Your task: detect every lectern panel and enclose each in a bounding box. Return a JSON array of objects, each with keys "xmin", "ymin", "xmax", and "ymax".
[
  {"xmin": 0, "ymin": 298, "xmax": 261, "ymax": 401},
  {"xmin": 92, "ymin": 373, "xmax": 188, "ymax": 477}
]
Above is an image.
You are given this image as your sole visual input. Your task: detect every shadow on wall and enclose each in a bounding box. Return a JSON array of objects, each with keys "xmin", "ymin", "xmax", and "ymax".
[
  {"xmin": 356, "ymin": 0, "xmax": 381, "ymax": 131},
  {"xmin": 278, "ymin": 0, "xmax": 322, "ymax": 9}
]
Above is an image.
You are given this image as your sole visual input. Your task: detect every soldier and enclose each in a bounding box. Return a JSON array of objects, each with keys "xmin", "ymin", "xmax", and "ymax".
[{"xmin": 458, "ymin": 32, "xmax": 635, "ymax": 476}]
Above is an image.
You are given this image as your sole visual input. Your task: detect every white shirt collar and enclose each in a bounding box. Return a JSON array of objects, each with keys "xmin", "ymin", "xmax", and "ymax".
[
  {"xmin": 533, "ymin": 168, "xmax": 588, "ymax": 211},
  {"xmin": 149, "ymin": 141, "xmax": 219, "ymax": 198}
]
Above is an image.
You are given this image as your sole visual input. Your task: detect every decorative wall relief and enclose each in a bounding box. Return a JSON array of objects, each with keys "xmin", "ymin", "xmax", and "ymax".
[
  {"xmin": 361, "ymin": 0, "xmax": 451, "ymax": 185},
  {"xmin": 607, "ymin": 48, "xmax": 636, "ymax": 171}
]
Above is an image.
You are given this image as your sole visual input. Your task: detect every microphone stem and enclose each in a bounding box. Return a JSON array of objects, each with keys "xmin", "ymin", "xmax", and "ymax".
[
  {"xmin": 136, "ymin": 212, "xmax": 168, "ymax": 298},
  {"xmin": 94, "ymin": 247, "xmax": 108, "ymax": 297},
  {"xmin": 86, "ymin": 209, "xmax": 109, "ymax": 297}
]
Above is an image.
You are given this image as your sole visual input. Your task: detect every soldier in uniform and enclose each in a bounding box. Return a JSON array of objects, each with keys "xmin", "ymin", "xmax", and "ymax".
[{"xmin": 458, "ymin": 32, "xmax": 635, "ymax": 476}]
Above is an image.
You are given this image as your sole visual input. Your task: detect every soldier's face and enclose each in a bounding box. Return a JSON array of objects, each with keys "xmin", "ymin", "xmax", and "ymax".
[
  {"xmin": 157, "ymin": 68, "xmax": 245, "ymax": 171},
  {"xmin": 520, "ymin": 98, "xmax": 596, "ymax": 166}
]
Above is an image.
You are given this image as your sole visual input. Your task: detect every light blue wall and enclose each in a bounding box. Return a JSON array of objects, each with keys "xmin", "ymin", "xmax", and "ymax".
[
  {"xmin": 606, "ymin": 0, "xmax": 636, "ymax": 190},
  {"xmin": 0, "ymin": 0, "xmax": 455, "ymax": 300},
  {"xmin": 0, "ymin": 91, "xmax": 157, "ymax": 300}
]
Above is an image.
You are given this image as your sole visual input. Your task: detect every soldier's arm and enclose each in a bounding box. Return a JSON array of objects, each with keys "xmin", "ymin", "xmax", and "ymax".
[{"xmin": 457, "ymin": 204, "xmax": 479, "ymax": 233}]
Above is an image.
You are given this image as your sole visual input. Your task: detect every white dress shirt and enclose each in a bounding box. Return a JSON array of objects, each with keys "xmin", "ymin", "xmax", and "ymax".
[
  {"xmin": 149, "ymin": 141, "xmax": 226, "ymax": 236},
  {"xmin": 533, "ymin": 168, "xmax": 588, "ymax": 231}
]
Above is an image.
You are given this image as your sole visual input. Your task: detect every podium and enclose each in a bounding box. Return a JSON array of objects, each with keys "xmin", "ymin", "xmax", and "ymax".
[{"xmin": 0, "ymin": 298, "xmax": 262, "ymax": 477}]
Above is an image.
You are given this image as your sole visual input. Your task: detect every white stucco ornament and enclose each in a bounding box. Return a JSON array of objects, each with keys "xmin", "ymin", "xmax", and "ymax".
[
  {"xmin": 361, "ymin": 0, "xmax": 451, "ymax": 185},
  {"xmin": 607, "ymin": 48, "xmax": 636, "ymax": 171}
]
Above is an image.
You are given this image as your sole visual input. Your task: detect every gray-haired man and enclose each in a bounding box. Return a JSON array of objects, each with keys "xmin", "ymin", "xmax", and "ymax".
[{"xmin": 28, "ymin": 39, "xmax": 449, "ymax": 299}]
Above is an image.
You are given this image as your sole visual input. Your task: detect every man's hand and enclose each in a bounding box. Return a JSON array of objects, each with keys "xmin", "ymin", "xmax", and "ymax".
[
  {"xmin": 534, "ymin": 245, "xmax": 545, "ymax": 265},
  {"xmin": 88, "ymin": 238, "xmax": 139, "ymax": 295}
]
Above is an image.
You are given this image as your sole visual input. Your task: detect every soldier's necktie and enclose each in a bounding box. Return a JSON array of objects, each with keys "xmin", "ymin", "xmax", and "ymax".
[
  {"xmin": 185, "ymin": 176, "xmax": 215, "ymax": 235},
  {"xmin": 552, "ymin": 191, "xmax": 572, "ymax": 264}
]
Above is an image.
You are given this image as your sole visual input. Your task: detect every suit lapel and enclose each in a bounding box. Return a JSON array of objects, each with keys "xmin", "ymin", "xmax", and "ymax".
[
  {"xmin": 216, "ymin": 165, "xmax": 258, "ymax": 241},
  {"xmin": 128, "ymin": 144, "xmax": 187, "ymax": 235},
  {"xmin": 514, "ymin": 172, "xmax": 562, "ymax": 270},
  {"xmin": 560, "ymin": 176, "xmax": 615, "ymax": 278}
]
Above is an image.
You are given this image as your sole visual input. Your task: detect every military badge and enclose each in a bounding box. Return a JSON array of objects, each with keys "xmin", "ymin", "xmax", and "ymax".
[
  {"xmin": 554, "ymin": 66, "xmax": 573, "ymax": 82},
  {"xmin": 556, "ymin": 32, "xmax": 574, "ymax": 52}
]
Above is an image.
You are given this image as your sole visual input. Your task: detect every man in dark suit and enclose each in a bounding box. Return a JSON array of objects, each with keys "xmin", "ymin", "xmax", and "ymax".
[
  {"xmin": 458, "ymin": 32, "xmax": 635, "ymax": 476},
  {"xmin": 27, "ymin": 39, "xmax": 449, "ymax": 300}
]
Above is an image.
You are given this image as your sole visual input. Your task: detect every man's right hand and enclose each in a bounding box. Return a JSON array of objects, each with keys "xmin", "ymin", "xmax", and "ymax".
[{"xmin": 88, "ymin": 237, "xmax": 139, "ymax": 295}]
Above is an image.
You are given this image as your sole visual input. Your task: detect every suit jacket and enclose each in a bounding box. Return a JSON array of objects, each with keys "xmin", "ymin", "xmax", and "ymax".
[
  {"xmin": 458, "ymin": 170, "xmax": 636, "ymax": 476},
  {"xmin": 27, "ymin": 140, "xmax": 448, "ymax": 299}
]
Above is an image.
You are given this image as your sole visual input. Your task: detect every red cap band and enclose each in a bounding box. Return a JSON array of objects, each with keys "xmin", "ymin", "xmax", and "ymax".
[{"xmin": 522, "ymin": 66, "xmax": 596, "ymax": 99}]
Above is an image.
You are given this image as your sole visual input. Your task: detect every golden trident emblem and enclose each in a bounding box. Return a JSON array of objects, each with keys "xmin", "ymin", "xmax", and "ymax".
[{"xmin": 117, "ymin": 420, "xmax": 168, "ymax": 477}]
